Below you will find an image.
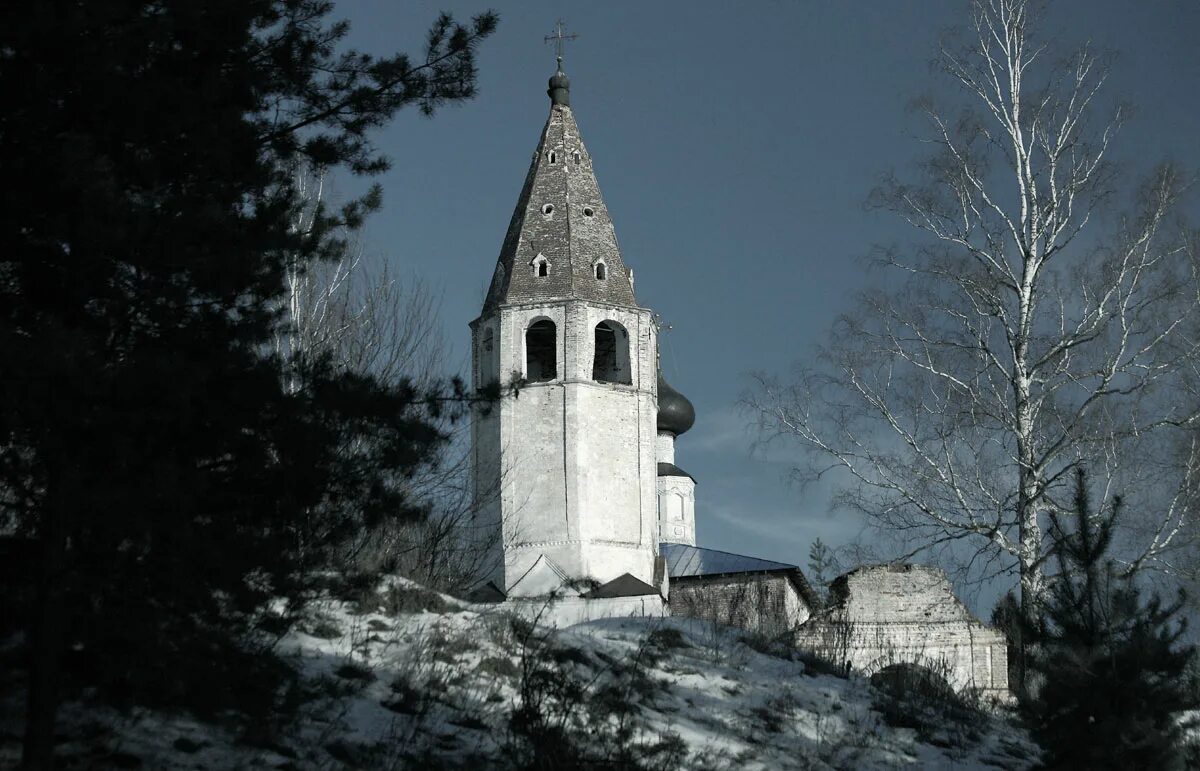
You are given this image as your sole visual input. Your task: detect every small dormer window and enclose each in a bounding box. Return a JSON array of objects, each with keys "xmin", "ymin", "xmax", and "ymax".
[
  {"xmin": 531, "ymin": 254, "xmax": 549, "ymax": 277},
  {"xmin": 541, "ymin": 203, "xmax": 554, "ymax": 217},
  {"xmin": 583, "ymin": 207, "xmax": 595, "ymax": 217},
  {"xmin": 594, "ymin": 261, "xmax": 606, "ymax": 280},
  {"xmin": 549, "ymin": 151, "xmax": 557, "ymax": 164},
  {"xmin": 573, "ymin": 151, "xmax": 581, "ymax": 165}
]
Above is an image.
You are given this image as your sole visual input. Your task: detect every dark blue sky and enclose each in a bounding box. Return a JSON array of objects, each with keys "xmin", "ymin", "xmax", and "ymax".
[{"xmin": 336, "ymin": 1, "xmax": 1200, "ymax": 611}]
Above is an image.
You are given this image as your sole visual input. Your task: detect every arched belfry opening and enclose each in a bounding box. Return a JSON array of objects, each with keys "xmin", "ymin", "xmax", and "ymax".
[
  {"xmin": 526, "ymin": 319, "xmax": 557, "ymax": 382},
  {"xmin": 592, "ymin": 320, "xmax": 631, "ymax": 384}
]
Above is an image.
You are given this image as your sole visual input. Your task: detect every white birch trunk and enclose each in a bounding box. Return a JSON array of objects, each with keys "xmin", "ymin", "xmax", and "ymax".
[{"xmin": 749, "ymin": 0, "xmax": 1200, "ymax": 615}]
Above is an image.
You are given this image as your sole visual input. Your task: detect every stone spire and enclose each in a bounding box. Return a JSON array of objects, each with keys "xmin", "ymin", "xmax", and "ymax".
[{"xmin": 482, "ymin": 64, "xmax": 638, "ymax": 312}]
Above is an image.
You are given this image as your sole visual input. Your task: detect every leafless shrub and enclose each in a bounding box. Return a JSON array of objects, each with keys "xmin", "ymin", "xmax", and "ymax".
[
  {"xmin": 502, "ymin": 619, "xmax": 689, "ymax": 770},
  {"xmin": 868, "ymin": 648, "xmax": 986, "ymax": 751},
  {"xmin": 794, "ymin": 613, "xmax": 857, "ymax": 678}
]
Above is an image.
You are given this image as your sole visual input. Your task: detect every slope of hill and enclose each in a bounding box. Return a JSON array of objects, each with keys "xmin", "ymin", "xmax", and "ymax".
[{"xmin": 0, "ymin": 578, "xmax": 1040, "ymax": 769}]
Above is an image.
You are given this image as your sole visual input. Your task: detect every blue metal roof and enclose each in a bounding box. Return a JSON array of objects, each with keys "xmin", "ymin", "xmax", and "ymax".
[{"xmin": 660, "ymin": 542, "xmax": 797, "ymax": 578}]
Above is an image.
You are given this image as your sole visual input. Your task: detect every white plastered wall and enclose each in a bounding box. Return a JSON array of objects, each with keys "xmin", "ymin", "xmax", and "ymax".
[
  {"xmin": 471, "ymin": 300, "xmax": 660, "ymax": 591},
  {"xmin": 657, "ymin": 475, "xmax": 696, "ymax": 546}
]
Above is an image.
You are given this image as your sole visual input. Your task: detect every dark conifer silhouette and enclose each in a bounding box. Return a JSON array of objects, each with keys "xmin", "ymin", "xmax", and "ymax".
[
  {"xmin": 0, "ymin": 2, "xmax": 496, "ymax": 766},
  {"xmin": 1028, "ymin": 469, "xmax": 1197, "ymax": 770}
]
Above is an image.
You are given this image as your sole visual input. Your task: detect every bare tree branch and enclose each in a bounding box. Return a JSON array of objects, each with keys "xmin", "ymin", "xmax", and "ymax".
[{"xmin": 748, "ymin": 0, "xmax": 1200, "ymax": 618}]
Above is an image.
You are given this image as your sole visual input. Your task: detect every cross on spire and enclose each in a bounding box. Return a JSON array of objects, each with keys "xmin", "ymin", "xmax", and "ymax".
[{"xmin": 544, "ymin": 19, "xmax": 578, "ymax": 65}]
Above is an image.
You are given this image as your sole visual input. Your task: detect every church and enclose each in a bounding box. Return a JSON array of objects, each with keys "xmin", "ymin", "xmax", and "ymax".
[{"xmin": 467, "ymin": 53, "xmax": 1009, "ymax": 698}]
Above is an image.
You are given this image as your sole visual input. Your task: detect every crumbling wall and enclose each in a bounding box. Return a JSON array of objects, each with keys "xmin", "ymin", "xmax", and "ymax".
[
  {"xmin": 669, "ymin": 572, "xmax": 811, "ymax": 641},
  {"xmin": 795, "ymin": 564, "xmax": 1009, "ymax": 696}
]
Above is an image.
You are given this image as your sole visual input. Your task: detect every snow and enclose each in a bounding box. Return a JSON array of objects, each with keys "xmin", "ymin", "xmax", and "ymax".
[{"xmin": 1, "ymin": 579, "xmax": 1042, "ymax": 769}]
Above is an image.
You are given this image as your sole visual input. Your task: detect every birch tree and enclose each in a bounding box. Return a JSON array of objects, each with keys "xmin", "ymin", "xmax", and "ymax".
[
  {"xmin": 276, "ymin": 168, "xmax": 445, "ymax": 394},
  {"xmin": 277, "ymin": 167, "xmax": 509, "ymax": 590},
  {"xmin": 750, "ymin": 0, "xmax": 1199, "ymax": 618}
]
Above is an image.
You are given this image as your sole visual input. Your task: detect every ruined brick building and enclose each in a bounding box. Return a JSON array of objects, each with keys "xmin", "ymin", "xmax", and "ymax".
[{"xmin": 468, "ymin": 57, "xmax": 1008, "ymax": 696}]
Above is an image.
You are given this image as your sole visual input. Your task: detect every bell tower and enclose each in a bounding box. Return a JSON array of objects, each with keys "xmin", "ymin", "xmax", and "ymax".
[{"xmin": 470, "ymin": 56, "xmax": 660, "ymax": 594}]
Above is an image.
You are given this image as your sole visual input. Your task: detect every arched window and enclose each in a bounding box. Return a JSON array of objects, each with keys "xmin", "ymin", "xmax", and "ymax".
[
  {"xmin": 594, "ymin": 261, "xmax": 606, "ymax": 280},
  {"xmin": 531, "ymin": 254, "xmax": 549, "ymax": 277},
  {"xmin": 572, "ymin": 151, "xmax": 581, "ymax": 165},
  {"xmin": 526, "ymin": 320, "xmax": 557, "ymax": 382},
  {"xmin": 479, "ymin": 327, "xmax": 497, "ymax": 386},
  {"xmin": 592, "ymin": 320, "xmax": 632, "ymax": 384}
]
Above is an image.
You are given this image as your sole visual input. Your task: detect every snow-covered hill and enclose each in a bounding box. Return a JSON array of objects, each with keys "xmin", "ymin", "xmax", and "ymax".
[{"xmin": 1, "ymin": 579, "xmax": 1041, "ymax": 769}]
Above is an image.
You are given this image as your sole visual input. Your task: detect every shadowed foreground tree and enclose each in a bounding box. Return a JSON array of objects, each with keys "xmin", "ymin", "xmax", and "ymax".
[
  {"xmin": 276, "ymin": 168, "xmax": 507, "ymax": 590},
  {"xmin": 749, "ymin": 0, "xmax": 1199, "ymax": 628},
  {"xmin": 0, "ymin": 2, "xmax": 496, "ymax": 767},
  {"xmin": 1028, "ymin": 470, "xmax": 1197, "ymax": 770}
]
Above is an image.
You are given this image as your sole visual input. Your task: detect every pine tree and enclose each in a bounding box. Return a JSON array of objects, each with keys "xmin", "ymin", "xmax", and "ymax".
[
  {"xmin": 990, "ymin": 591, "xmax": 1030, "ymax": 700},
  {"xmin": 0, "ymin": 2, "xmax": 496, "ymax": 766},
  {"xmin": 1029, "ymin": 470, "xmax": 1198, "ymax": 770},
  {"xmin": 806, "ymin": 538, "xmax": 838, "ymax": 604}
]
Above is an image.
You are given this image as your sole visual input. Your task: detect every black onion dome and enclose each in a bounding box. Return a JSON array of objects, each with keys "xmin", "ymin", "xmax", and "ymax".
[
  {"xmin": 657, "ymin": 370, "xmax": 695, "ymax": 436},
  {"xmin": 548, "ymin": 59, "xmax": 570, "ymax": 106}
]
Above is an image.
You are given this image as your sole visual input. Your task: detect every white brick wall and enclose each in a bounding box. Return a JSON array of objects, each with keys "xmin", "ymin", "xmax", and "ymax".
[{"xmin": 794, "ymin": 565, "xmax": 1010, "ymax": 695}]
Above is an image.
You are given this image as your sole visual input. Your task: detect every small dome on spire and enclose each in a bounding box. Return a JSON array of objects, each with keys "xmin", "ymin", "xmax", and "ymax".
[
  {"xmin": 657, "ymin": 370, "xmax": 695, "ymax": 436},
  {"xmin": 548, "ymin": 57, "xmax": 570, "ymax": 106}
]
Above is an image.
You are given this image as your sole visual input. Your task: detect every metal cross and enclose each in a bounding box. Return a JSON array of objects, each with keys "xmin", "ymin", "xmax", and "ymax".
[{"xmin": 544, "ymin": 20, "xmax": 578, "ymax": 63}]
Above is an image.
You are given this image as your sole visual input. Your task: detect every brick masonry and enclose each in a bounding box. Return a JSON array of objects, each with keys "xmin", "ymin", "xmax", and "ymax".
[
  {"xmin": 670, "ymin": 572, "xmax": 812, "ymax": 641},
  {"xmin": 794, "ymin": 564, "xmax": 1009, "ymax": 695},
  {"xmin": 484, "ymin": 103, "xmax": 637, "ymax": 311}
]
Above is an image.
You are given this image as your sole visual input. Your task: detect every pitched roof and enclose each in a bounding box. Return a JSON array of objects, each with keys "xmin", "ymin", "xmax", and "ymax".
[
  {"xmin": 661, "ymin": 542, "xmax": 797, "ymax": 578},
  {"xmin": 661, "ymin": 543, "xmax": 822, "ymax": 610},
  {"xmin": 657, "ymin": 462, "xmax": 695, "ymax": 482},
  {"xmin": 465, "ymin": 581, "xmax": 506, "ymax": 603},
  {"xmin": 583, "ymin": 573, "xmax": 660, "ymax": 599},
  {"xmin": 506, "ymin": 553, "xmax": 572, "ymax": 598},
  {"xmin": 482, "ymin": 76, "xmax": 638, "ymax": 312}
]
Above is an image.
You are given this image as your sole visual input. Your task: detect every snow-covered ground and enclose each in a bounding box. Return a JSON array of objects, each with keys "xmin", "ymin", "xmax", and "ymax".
[{"xmin": 1, "ymin": 579, "xmax": 1041, "ymax": 769}]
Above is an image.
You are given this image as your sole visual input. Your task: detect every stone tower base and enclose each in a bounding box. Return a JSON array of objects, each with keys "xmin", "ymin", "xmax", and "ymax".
[{"xmin": 498, "ymin": 594, "xmax": 667, "ymax": 628}]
